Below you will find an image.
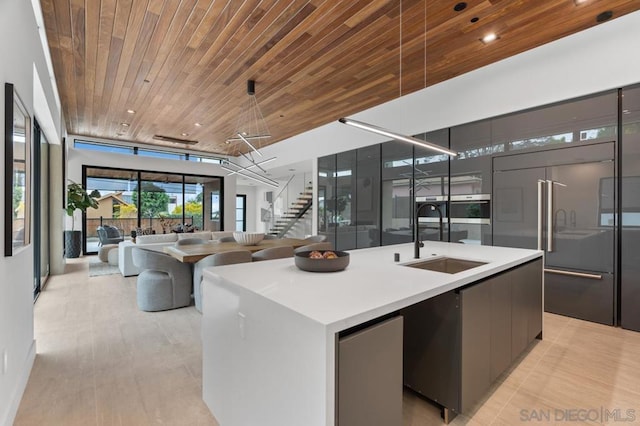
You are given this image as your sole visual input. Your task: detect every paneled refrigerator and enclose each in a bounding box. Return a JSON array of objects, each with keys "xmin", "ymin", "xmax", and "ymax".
[{"xmin": 492, "ymin": 143, "xmax": 616, "ymax": 325}]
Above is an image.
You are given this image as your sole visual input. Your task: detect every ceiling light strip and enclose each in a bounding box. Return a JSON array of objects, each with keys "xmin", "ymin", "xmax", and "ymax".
[
  {"xmin": 338, "ymin": 118, "xmax": 458, "ymax": 157},
  {"xmin": 237, "ymin": 133, "xmax": 263, "ymax": 157},
  {"xmin": 221, "ymin": 165, "xmax": 278, "ymax": 188}
]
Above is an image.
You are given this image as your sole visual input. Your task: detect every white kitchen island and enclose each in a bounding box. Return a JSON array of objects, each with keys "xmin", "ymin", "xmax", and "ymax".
[{"xmin": 201, "ymin": 242, "xmax": 542, "ymax": 426}]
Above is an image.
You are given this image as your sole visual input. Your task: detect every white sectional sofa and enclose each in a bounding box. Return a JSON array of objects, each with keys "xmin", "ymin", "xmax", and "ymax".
[{"xmin": 118, "ymin": 231, "xmax": 234, "ymax": 276}]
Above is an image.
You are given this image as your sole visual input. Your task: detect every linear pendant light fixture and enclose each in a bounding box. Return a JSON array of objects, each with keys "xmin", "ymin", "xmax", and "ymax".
[
  {"xmin": 227, "ymin": 80, "xmax": 271, "ymax": 152},
  {"xmin": 221, "ymin": 165, "xmax": 278, "ymax": 188},
  {"xmin": 223, "ymin": 79, "xmax": 278, "ymax": 187},
  {"xmin": 338, "ymin": 118, "xmax": 458, "ymax": 157},
  {"xmin": 237, "ymin": 132, "xmax": 263, "ymax": 157},
  {"xmin": 227, "ymin": 156, "xmax": 277, "ymax": 176},
  {"xmin": 222, "ymin": 159, "xmax": 279, "ymax": 188}
]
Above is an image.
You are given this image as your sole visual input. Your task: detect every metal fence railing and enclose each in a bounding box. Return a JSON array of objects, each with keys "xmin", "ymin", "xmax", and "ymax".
[{"xmin": 86, "ymin": 216, "xmax": 198, "ymax": 239}]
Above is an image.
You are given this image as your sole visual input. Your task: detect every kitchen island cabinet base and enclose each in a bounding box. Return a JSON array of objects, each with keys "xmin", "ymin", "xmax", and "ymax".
[
  {"xmin": 201, "ymin": 242, "xmax": 542, "ymax": 426},
  {"xmin": 402, "ymin": 257, "xmax": 543, "ymax": 421}
]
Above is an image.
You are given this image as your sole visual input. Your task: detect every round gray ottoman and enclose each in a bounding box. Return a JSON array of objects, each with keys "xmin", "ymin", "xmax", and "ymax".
[
  {"xmin": 137, "ymin": 270, "xmax": 174, "ymax": 312},
  {"xmin": 98, "ymin": 244, "xmax": 118, "ymax": 262}
]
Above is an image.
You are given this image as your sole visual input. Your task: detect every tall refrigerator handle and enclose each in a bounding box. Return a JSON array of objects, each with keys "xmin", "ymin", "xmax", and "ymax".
[
  {"xmin": 547, "ymin": 180, "xmax": 553, "ymax": 252},
  {"xmin": 537, "ymin": 180, "xmax": 544, "ymax": 251}
]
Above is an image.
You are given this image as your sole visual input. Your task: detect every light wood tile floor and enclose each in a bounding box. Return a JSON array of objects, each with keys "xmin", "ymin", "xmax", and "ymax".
[
  {"xmin": 14, "ymin": 257, "xmax": 640, "ymax": 425},
  {"xmin": 15, "ymin": 257, "xmax": 218, "ymax": 426}
]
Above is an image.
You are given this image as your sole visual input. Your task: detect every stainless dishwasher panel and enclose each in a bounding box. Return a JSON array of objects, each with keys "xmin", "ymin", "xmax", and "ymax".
[{"xmin": 337, "ymin": 316, "xmax": 403, "ymax": 426}]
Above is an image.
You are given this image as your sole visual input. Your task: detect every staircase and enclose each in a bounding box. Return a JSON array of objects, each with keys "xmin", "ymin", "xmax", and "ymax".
[{"xmin": 267, "ymin": 185, "xmax": 313, "ymax": 238}]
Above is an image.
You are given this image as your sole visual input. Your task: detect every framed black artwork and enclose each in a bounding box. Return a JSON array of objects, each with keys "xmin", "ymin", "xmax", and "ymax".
[{"xmin": 4, "ymin": 83, "xmax": 31, "ymax": 256}]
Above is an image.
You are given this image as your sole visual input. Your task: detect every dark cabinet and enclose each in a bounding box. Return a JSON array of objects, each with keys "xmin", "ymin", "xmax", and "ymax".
[
  {"xmin": 381, "ymin": 141, "xmax": 413, "ymax": 246},
  {"xmin": 620, "ymin": 85, "xmax": 640, "ymax": 332},
  {"xmin": 336, "ymin": 150, "xmax": 357, "ymax": 250},
  {"xmin": 459, "ymin": 280, "xmax": 491, "ymax": 413},
  {"xmin": 355, "ymin": 145, "xmax": 381, "ymax": 248},
  {"xmin": 460, "ymin": 270, "xmax": 515, "ymax": 412},
  {"xmin": 320, "ymin": 147, "xmax": 381, "ymax": 251},
  {"xmin": 489, "ymin": 273, "xmax": 512, "ymax": 383},
  {"xmin": 511, "ymin": 259, "xmax": 543, "ymax": 358},
  {"xmin": 337, "ymin": 316, "xmax": 403, "ymax": 426},
  {"xmin": 402, "ymin": 291, "xmax": 460, "ymax": 410},
  {"xmin": 402, "ymin": 258, "xmax": 543, "ymax": 418},
  {"xmin": 318, "ymin": 155, "xmax": 337, "ymax": 247}
]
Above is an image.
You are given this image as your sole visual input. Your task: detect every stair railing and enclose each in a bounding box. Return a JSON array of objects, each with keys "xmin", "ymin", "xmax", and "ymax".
[
  {"xmin": 268, "ymin": 175, "xmax": 295, "ymax": 232},
  {"xmin": 268, "ymin": 172, "xmax": 313, "ymax": 238},
  {"xmin": 276, "ymin": 195, "xmax": 312, "ymax": 238},
  {"xmin": 272, "ymin": 175, "xmax": 295, "ymax": 208}
]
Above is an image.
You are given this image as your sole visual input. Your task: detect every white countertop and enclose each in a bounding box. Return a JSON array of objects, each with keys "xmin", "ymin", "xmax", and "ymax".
[{"xmin": 203, "ymin": 241, "xmax": 542, "ymax": 333}]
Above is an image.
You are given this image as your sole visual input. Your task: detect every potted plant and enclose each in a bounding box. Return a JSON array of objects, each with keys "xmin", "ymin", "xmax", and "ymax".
[{"xmin": 65, "ymin": 180, "xmax": 100, "ymax": 258}]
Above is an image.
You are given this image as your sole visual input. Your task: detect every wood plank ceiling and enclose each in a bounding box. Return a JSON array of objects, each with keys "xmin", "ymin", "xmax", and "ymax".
[{"xmin": 41, "ymin": 0, "xmax": 640, "ymax": 156}]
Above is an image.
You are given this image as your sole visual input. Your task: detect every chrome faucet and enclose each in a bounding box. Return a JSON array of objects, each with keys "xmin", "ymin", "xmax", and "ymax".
[{"xmin": 415, "ymin": 202, "xmax": 443, "ymax": 259}]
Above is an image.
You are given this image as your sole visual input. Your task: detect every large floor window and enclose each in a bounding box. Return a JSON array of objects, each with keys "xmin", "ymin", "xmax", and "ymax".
[{"xmin": 83, "ymin": 166, "xmax": 223, "ymax": 254}]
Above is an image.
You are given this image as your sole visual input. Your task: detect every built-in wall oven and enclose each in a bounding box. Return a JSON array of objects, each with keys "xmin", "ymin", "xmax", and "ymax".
[
  {"xmin": 449, "ymin": 194, "xmax": 491, "ymax": 225},
  {"xmin": 449, "ymin": 194, "xmax": 491, "ymax": 245},
  {"xmin": 415, "ymin": 194, "xmax": 491, "ymax": 244}
]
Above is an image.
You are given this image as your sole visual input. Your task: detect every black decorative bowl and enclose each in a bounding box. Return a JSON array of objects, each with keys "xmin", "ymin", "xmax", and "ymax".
[{"xmin": 294, "ymin": 250, "xmax": 350, "ymax": 272}]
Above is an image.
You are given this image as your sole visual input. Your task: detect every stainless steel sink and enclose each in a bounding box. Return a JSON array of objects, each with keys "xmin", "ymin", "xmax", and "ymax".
[{"xmin": 403, "ymin": 257, "xmax": 487, "ymax": 274}]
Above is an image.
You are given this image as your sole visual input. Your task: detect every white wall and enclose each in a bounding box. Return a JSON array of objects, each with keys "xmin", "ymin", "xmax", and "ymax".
[
  {"xmin": 253, "ymin": 185, "xmax": 276, "ymax": 234},
  {"xmin": 236, "ymin": 185, "xmax": 258, "ymax": 232},
  {"xmin": 0, "ymin": 0, "xmax": 63, "ymax": 424},
  {"xmin": 261, "ymin": 10, "xmax": 640, "ymax": 169},
  {"xmin": 67, "ymin": 144, "xmax": 238, "ymax": 233}
]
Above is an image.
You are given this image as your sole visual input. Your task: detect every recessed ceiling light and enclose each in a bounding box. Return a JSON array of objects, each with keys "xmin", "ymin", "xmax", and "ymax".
[
  {"xmin": 181, "ymin": 132, "xmax": 189, "ymax": 136},
  {"xmin": 194, "ymin": 122, "xmax": 202, "ymax": 127},
  {"xmin": 574, "ymin": 0, "xmax": 588, "ymax": 4},
  {"xmin": 596, "ymin": 10, "xmax": 613, "ymax": 23},
  {"xmin": 623, "ymin": 109, "xmax": 631, "ymax": 114},
  {"xmin": 453, "ymin": 2, "xmax": 467, "ymax": 12},
  {"xmin": 225, "ymin": 141, "xmax": 231, "ymax": 144},
  {"xmin": 481, "ymin": 33, "xmax": 498, "ymax": 44},
  {"xmin": 470, "ymin": 17, "xmax": 479, "ymax": 23},
  {"xmin": 127, "ymin": 109, "xmax": 136, "ymax": 114},
  {"xmin": 121, "ymin": 122, "xmax": 130, "ymax": 127}
]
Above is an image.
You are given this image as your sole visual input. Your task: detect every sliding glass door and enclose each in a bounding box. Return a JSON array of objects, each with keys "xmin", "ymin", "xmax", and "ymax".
[
  {"xmin": 139, "ymin": 172, "xmax": 183, "ymax": 234},
  {"xmin": 184, "ymin": 175, "xmax": 205, "ymax": 231},
  {"xmin": 84, "ymin": 169, "xmax": 134, "ymax": 253},
  {"xmin": 83, "ymin": 167, "xmax": 223, "ymax": 254}
]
